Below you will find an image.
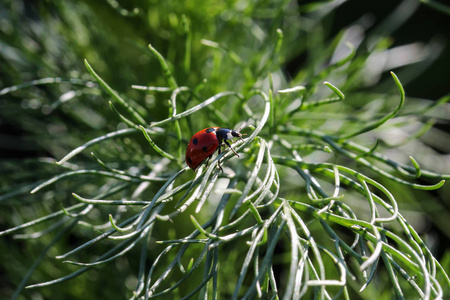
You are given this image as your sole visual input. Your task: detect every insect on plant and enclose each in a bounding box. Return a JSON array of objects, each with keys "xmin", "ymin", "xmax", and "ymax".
[{"xmin": 185, "ymin": 127, "xmax": 244, "ymax": 171}]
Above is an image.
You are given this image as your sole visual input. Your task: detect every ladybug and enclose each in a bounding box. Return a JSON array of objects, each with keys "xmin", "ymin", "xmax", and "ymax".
[{"xmin": 185, "ymin": 127, "xmax": 244, "ymax": 171}]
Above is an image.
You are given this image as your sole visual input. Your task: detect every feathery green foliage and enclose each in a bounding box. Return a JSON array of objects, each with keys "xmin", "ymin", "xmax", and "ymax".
[{"xmin": 1, "ymin": 0, "xmax": 450, "ymax": 299}]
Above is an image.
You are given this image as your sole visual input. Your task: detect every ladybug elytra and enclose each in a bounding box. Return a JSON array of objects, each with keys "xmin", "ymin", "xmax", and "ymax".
[{"xmin": 185, "ymin": 127, "xmax": 243, "ymax": 171}]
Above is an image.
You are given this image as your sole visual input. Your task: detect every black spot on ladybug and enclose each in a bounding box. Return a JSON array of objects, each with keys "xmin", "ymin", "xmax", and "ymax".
[
  {"xmin": 202, "ymin": 146, "xmax": 208, "ymax": 152},
  {"xmin": 192, "ymin": 138, "xmax": 198, "ymax": 145},
  {"xmin": 187, "ymin": 156, "xmax": 193, "ymax": 164},
  {"xmin": 205, "ymin": 128, "xmax": 215, "ymax": 133}
]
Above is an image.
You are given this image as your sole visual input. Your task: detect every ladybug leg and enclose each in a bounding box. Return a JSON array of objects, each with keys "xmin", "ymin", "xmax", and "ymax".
[
  {"xmin": 217, "ymin": 144, "xmax": 224, "ymax": 172},
  {"xmin": 217, "ymin": 160, "xmax": 224, "ymax": 172},
  {"xmin": 204, "ymin": 155, "xmax": 212, "ymax": 169},
  {"xmin": 224, "ymin": 140, "xmax": 239, "ymax": 157}
]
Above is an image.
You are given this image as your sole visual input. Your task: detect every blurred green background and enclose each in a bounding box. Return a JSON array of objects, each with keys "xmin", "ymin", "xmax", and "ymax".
[{"xmin": 1, "ymin": 0, "xmax": 449, "ymax": 298}]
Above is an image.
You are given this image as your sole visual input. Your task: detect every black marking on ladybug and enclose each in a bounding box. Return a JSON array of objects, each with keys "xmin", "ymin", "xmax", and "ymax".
[
  {"xmin": 187, "ymin": 156, "xmax": 193, "ymax": 164},
  {"xmin": 205, "ymin": 128, "xmax": 216, "ymax": 133},
  {"xmin": 192, "ymin": 138, "xmax": 198, "ymax": 145},
  {"xmin": 202, "ymin": 146, "xmax": 208, "ymax": 152}
]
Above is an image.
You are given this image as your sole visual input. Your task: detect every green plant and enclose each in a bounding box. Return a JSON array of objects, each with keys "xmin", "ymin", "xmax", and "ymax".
[{"xmin": 1, "ymin": 0, "xmax": 450, "ymax": 299}]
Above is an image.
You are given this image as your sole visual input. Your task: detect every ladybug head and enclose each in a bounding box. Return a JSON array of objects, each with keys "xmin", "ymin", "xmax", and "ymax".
[{"xmin": 231, "ymin": 129, "xmax": 243, "ymax": 139}]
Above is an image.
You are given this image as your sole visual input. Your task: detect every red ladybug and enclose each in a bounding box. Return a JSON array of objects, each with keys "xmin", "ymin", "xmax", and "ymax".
[{"xmin": 185, "ymin": 127, "xmax": 243, "ymax": 171}]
